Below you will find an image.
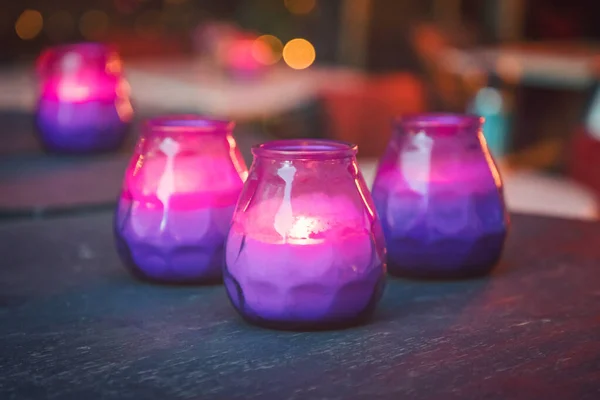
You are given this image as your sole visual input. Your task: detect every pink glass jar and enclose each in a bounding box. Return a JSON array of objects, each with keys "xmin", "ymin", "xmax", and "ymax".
[
  {"xmin": 372, "ymin": 114, "xmax": 509, "ymax": 279},
  {"xmin": 36, "ymin": 42, "xmax": 133, "ymax": 153},
  {"xmin": 114, "ymin": 116, "xmax": 248, "ymax": 284},
  {"xmin": 224, "ymin": 139, "xmax": 387, "ymax": 330}
]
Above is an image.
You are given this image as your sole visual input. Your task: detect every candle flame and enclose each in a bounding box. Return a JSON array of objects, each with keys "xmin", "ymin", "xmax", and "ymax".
[
  {"xmin": 288, "ymin": 216, "xmax": 321, "ymax": 239},
  {"xmin": 274, "ymin": 164, "xmax": 296, "ymax": 238}
]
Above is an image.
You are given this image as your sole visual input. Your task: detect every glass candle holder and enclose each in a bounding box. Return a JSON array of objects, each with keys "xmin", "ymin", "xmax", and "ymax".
[
  {"xmin": 372, "ymin": 114, "xmax": 509, "ymax": 279},
  {"xmin": 114, "ymin": 116, "xmax": 248, "ymax": 284},
  {"xmin": 224, "ymin": 139, "xmax": 386, "ymax": 330},
  {"xmin": 36, "ymin": 42, "xmax": 133, "ymax": 153}
]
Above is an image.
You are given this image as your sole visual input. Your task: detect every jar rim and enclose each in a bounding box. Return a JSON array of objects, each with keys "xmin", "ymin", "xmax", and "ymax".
[
  {"xmin": 37, "ymin": 42, "xmax": 118, "ymax": 75},
  {"xmin": 395, "ymin": 113, "xmax": 483, "ymax": 129},
  {"xmin": 252, "ymin": 139, "xmax": 358, "ymax": 160},
  {"xmin": 145, "ymin": 115, "xmax": 234, "ymax": 133}
]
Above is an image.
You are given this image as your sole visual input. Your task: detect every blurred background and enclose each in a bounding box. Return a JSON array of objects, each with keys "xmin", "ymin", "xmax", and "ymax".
[{"xmin": 2, "ymin": 0, "xmax": 600, "ymax": 220}]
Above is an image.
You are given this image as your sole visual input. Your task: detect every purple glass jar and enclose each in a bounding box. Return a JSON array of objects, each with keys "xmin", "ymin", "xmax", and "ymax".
[
  {"xmin": 36, "ymin": 42, "xmax": 133, "ymax": 153},
  {"xmin": 114, "ymin": 115, "xmax": 248, "ymax": 284},
  {"xmin": 224, "ymin": 139, "xmax": 386, "ymax": 330},
  {"xmin": 372, "ymin": 114, "xmax": 509, "ymax": 279}
]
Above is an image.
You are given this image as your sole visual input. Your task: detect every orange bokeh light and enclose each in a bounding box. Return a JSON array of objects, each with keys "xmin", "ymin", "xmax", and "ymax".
[
  {"xmin": 252, "ymin": 35, "xmax": 283, "ymax": 65},
  {"xmin": 15, "ymin": 10, "xmax": 43, "ymax": 40},
  {"xmin": 282, "ymin": 38, "xmax": 315, "ymax": 70}
]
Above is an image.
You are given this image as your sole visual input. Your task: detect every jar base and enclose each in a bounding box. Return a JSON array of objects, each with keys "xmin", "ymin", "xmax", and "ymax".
[
  {"xmin": 224, "ymin": 270, "xmax": 386, "ymax": 331},
  {"xmin": 115, "ymin": 231, "xmax": 225, "ymax": 286},
  {"xmin": 237, "ymin": 312, "xmax": 375, "ymax": 332}
]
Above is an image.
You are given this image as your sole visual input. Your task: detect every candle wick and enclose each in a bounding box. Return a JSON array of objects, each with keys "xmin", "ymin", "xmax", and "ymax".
[
  {"xmin": 157, "ymin": 138, "xmax": 181, "ymax": 230},
  {"xmin": 274, "ymin": 164, "xmax": 296, "ymax": 240}
]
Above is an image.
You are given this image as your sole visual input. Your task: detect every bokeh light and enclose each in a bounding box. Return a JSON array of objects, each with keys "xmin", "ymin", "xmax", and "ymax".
[
  {"xmin": 282, "ymin": 38, "xmax": 315, "ymax": 70},
  {"xmin": 225, "ymin": 38, "xmax": 262, "ymax": 73},
  {"xmin": 284, "ymin": 0, "xmax": 317, "ymax": 15},
  {"xmin": 496, "ymin": 55, "xmax": 522, "ymax": 85},
  {"xmin": 473, "ymin": 87, "xmax": 503, "ymax": 115},
  {"xmin": 15, "ymin": 10, "xmax": 43, "ymax": 40},
  {"xmin": 252, "ymin": 35, "xmax": 283, "ymax": 65},
  {"xmin": 45, "ymin": 11, "xmax": 75, "ymax": 42},
  {"xmin": 79, "ymin": 10, "xmax": 109, "ymax": 40}
]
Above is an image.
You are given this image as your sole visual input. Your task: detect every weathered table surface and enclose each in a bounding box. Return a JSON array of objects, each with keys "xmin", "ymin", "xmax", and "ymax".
[{"xmin": 0, "ymin": 211, "xmax": 599, "ymax": 400}]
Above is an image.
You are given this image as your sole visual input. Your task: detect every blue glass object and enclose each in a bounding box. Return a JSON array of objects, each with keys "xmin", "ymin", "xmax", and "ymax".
[{"xmin": 469, "ymin": 86, "xmax": 510, "ymax": 158}]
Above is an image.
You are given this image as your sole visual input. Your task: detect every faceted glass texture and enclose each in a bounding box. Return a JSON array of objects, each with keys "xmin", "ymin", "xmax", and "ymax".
[
  {"xmin": 36, "ymin": 42, "xmax": 133, "ymax": 153},
  {"xmin": 372, "ymin": 114, "xmax": 509, "ymax": 278},
  {"xmin": 114, "ymin": 116, "xmax": 248, "ymax": 284},
  {"xmin": 224, "ymin": 139, "xmax": 387, "ymax": 330}
]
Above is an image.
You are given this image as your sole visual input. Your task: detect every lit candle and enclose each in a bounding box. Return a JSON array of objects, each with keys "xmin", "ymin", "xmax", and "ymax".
[
  {"xmin": 36, "ymin": 42, "xmax": 133, "ymax": 153},
  {"xmin": 372, "ymin": 114, "xmax": 509, "ymax": 279},
  {"xmin": 115, "ymin": 116, "xmax": 248, "ymax": 284},
  {"xmin": 224, "ymin": 140, "xmax": 386, "ymax": 330}
]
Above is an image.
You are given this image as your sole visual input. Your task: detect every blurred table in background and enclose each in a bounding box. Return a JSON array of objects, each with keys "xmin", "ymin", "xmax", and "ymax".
[
  {"xmin": 127, "ymin": 60, "xmax": 364, "ymax": 121},
  {"xmin": 0, "ymin": 59, "xmax": 598, "ymax": 221},
  {"xmin": 443, "ymin": 41, "xmax": 600, "ymax": 90},
  {"xmin": 0, "ymin": 60, "xmax": 363, "ymax": 120},
  {"xmin": 442, "ymin": 41, "xmax": 600, "ymax": 165}
]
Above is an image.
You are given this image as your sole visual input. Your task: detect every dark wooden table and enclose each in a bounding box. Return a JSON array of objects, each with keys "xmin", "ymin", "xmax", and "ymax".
[{"xmin": 0, "ymin": 211, "xmax": 599, "ymax": 400}]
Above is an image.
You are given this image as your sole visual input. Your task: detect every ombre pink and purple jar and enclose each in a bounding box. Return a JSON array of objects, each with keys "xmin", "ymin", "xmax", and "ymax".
[
  {"xmin": 372, "ymin": 114, "xmax": 509, "ymax": 279},
  {"xmin": 224, "ymin": 139, "xmax": 386, "ymax": 330},
  {"xmin": 36, "ymin": 42, "xmax": 133, "ymax": 153},
  {"xmin": 114, "ymin": 116, "xmax": 248, "ymax": 284}
]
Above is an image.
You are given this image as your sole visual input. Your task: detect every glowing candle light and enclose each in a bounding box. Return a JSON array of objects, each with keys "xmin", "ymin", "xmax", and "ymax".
[
  {"xmin": 224, "ymin": 140, "xmax": 386, "ymax": 330},
  {"xmin": 372, "ymin": 114, "xmax": 509, "ymax": 279}
]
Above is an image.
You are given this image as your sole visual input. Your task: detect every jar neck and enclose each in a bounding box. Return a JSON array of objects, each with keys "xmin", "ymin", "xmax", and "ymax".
[
  {"xmin": 394, "ymin": 113, "xmax": 482, "ymax": 137},
  {"xmin": 38, "ymin": 43, "xmax": 118, "ymax": 75},
  {"xmin": 391, "ymin": 113, "xmax": 485, "ymax": 152},
  {"xmin": 252, "ymin": 139, "xmax": 358, "ymax": 163},
  {"xmin": 138, "ymin": 116, "xmax": 236, "ymax": 157},
  {"xmin": 38, "ymin": 43, "xmax": 125, "ymax": 102}
]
